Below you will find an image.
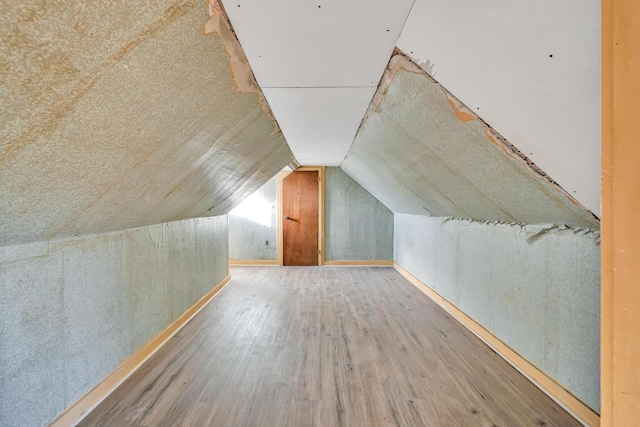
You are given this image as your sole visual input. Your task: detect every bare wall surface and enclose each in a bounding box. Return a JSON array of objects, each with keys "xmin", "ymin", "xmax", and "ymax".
[
  {"xmin": 228, "ymin": 174, "xmax": 278, "ymax": 260},
  {"xmin": 0, "ymin": 216, "xmax": 229, "ymax": 427},
  {"xmin": 0, "ymin": 1, "xmax": 292, "ymax": 246},
  {"xmin": 394, "ymin": 214, "xmax": 600, "ymax": 412},
  {"xmin": 342, "ymin": 55, "xmax": 598, "ymax": 229},
  {"xmin": 326, "ymin": 167, "xmax": 393, "ymax": 261}
]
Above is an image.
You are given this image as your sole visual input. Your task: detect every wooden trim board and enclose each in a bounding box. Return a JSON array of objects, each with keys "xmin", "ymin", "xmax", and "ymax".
[
  {"xmin": 394, "ymin": 262, "xmax": 599, "ymax": 427},
  {"xmin": 600, "ymin": 0, "xmax": 640, "ymax": 424},
  {"xmin": 276, "ymin": 170, "xmax": 287, "ymax": 266},
  {"xmin": 323, "ymin": 260, "xmax": 394, "ymax": 267},
  {"xmin": 229, "ymin": 259, "xmax": 279, "ymax": 266},
  {"xmin": 49, "ymin": 275, "xmax": 232, "ymax": 427}
]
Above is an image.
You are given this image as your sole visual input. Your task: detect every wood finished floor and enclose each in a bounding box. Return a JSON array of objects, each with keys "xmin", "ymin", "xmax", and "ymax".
[{"xmin": 79, "ymin": 267, "xmax": 580, "ymax": 426}]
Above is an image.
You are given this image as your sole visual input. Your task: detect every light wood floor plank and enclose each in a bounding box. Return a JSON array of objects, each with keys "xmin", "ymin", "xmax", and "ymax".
[{"xmin": 79, "ymin": 267, "xmax": 581, "ymax": 426}]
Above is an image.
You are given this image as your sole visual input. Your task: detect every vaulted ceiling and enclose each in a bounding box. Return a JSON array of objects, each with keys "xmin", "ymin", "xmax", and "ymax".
[
  {"xmin": 0, "ymin": 0, "xmax": 600, "ymax": 246},
  {"xmin": 221, "ymin": 0, "xmax": 600, "ymax": 220}
]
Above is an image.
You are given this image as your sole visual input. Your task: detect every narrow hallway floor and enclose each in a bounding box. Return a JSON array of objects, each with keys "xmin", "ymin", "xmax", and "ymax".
[{"xmin": 79, "ymin": 266, "xmax": 581, "ymax": 426}]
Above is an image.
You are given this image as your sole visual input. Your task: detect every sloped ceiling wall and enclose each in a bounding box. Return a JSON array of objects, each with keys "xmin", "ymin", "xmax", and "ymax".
[
  {"xmin": 0, "ymin": 0, "xmax": 293, "ymax": 246},
  {"xmin": 342, "ymin": 54, "xmax": 599, "ymax": 230},
  {"xmin": 396, "ymin": 0, "xmax": 601, "ymax": 217}
]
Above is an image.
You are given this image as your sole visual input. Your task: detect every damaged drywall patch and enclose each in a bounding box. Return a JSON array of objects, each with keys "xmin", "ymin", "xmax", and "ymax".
[
  {"xmin": 204, "ymin": 0, "xmax": 258, "ymax": 94},
  {"xmin": 346, "ymin": 51, "xmax": 599, "ymax": 227},
  {"xmin": 365, "ymin": 52, "xmax": 596, "ymax": 221},
  {"xmin": 437, "ymin": 215, "xmax": 600, "ymax": 244},
  {"xmin": 203, "ymin": 0, "xmax": 279, "ymax": 131},
  {"xmin": 445, "ymin": 96, "xmax": 476, "ymax": 123},
  {"xmin": 358, "ymin": 48, "xmax": 424, "ymax": 128},
  {"xmin": 417, "ymin": 58, "xmax": 436, "ymax": 77}
]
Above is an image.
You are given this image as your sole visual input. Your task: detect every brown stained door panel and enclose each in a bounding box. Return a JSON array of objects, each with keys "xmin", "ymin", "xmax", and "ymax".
[{"xmin": 282, "ymin": 171, "xmax": 318, "ymax": 266}]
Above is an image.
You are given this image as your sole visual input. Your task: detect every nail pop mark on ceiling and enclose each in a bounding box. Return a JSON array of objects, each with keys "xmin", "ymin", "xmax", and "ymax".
[{"xmin": 222, "ymin": 0, "xmax": 415, "ymax": 166}]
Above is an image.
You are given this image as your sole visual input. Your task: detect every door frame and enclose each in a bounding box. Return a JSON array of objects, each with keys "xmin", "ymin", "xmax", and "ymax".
[{"xmin": 277, "ymin": 166, "xmax": 325, "ymax": 266}]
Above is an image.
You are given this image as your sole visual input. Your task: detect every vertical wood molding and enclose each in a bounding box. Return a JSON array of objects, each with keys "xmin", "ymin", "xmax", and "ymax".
[
  {"xmin": 277, "ymin": 167, "xmax": 325, "ymax": 266},
  {"xmin": 601, "ymin": 1, "xmax": 640, "ymax": 425},
  {"xmin": 318, "ymin": 166, "xmax": 326, "ymax": 266},
  {"xmin": 48, "ymin": 275, "xmax": 232, "ymax": 427},
  {"xmin": 394, "ymin": 263, "xmax": 600, "ymax": 427},
  {"xmin": 276, "ymin": 171, "xmax": 288, "ymax": 266}
]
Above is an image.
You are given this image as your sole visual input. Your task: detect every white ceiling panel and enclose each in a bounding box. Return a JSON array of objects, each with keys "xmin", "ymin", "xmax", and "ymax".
[
  {"xmin": 263, "ymin": 87, "xmax": 376, "ymax": 139},
  {"xmin": 263, "ymin": 87, "xmax": 376, "ymax": 165},
  {"xmin": 294, "ymin": 146, "xmax": 354, "ymax": 167},
  {"xmin": 221, "ymin": 0, "xmax": 415, "ymax": 166},
  {"xmin": 397, "ymin": 0, "xmax": 600, "ymax": 216},
  {"xmin": 223, "ymin": 0, "xmax": 415, "ymax": 88}
]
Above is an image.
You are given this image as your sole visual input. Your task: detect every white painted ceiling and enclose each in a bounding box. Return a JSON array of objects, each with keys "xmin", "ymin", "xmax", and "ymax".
[
  {"xmin": 222, "ymin": 0, "xmax": 415, "ymax": 166},
  {"xmin": 397, "ymin": 0, "xmax": 601, "ymax": 216}
]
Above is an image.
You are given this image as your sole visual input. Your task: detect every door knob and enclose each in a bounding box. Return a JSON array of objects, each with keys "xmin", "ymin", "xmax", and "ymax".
[{"xmin": 284, "ymin": 215, "xmax": 291, "ymax": 220}]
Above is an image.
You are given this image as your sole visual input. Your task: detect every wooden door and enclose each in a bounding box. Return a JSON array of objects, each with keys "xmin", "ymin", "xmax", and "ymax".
[{"xmin": 282, "ymin": 171, "xmax": 319, "ymax": 266}]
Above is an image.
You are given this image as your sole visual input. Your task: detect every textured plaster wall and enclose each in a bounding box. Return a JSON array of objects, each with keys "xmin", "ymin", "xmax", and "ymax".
[
  {"xmin": 326, "ymin": 167, "xmax": 393, "ymax": 261},
  {"xmin": 394, "ymin": 214, "xmax": 600, "ymax": 411},
  {"xmin": 0, "ymin": 0, "xmax": 292, "ymax": 246},
  {"xmin": 342, "ymin": 55, "xmax": 598, "ymax": 229},
  {"xmin": 229, "ymin": 175, "xmax": 278, "ymax": 260},
  {"xmin": 0, "ymin": 216, "xmax": 229, "ymax": 427}
]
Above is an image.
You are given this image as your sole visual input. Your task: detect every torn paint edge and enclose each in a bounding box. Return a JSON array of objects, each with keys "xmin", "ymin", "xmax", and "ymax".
[
  {"xmin": 203, "ymin": 0, "xmax": 281, "ymax": 135},
  {"xmin": 435, "ymin": 215, "xmax": 601, "ymax": 244},
  {"xmin": 353, "ymin": 50, "xmax": 600, "ymax": 224}
]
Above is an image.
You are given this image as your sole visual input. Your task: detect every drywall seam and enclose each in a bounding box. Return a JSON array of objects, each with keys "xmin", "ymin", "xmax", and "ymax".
[
  {"xmin": 49, "ymin": 274, "xmax": 232, "ymax": 427},
  {"xmin": 204, "ymin": 0, "xmax": 280, "ymax": 133},
  {"xmin": 354, "ymin": 51, "xmax": 599, "ymax": 222}
]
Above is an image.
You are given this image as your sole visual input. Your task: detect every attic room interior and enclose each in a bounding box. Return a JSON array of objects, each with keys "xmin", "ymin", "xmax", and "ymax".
[{"xmin": 0, "ymin": 1, "xmax": 637, "ymax": 426}]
